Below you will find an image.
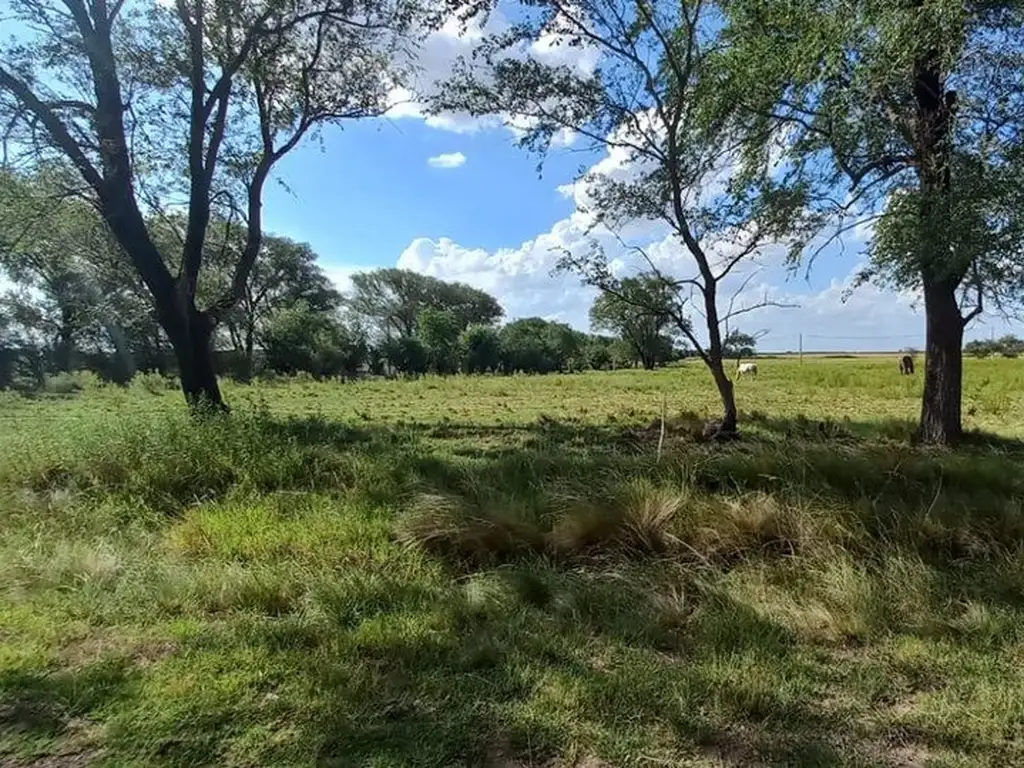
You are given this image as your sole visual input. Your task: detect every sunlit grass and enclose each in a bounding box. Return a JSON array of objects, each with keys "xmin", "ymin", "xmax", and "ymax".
[{"xmin": 2, "ymin": 358, "xmax": 1024, "ymax": 765}]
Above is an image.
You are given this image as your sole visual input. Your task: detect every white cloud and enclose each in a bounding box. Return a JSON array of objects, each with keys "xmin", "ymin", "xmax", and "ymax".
[
  {"xmin": 321, "ymin": 264, "xmax": 373, "ymax": 294},
  {"xmin": 326, "ymin": 105, "xmax": 1021, "ymax": 352},
  {"xmin": 427, "ymin": 151, "xmax": 467, "ymax": 169}
]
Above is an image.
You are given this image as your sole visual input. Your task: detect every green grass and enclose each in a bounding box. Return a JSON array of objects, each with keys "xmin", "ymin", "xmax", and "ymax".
[{"xmin": 2, "ymin": 357, "xmax": 1024, "ymax": 766}]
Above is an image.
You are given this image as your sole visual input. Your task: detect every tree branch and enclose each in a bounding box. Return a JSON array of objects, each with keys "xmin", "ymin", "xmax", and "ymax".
[{"xmin": 0, "ymin": 67, "xmax": 103, "ymax": 190}]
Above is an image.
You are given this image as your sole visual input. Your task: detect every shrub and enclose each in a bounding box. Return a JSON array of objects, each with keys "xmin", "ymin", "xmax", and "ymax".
[
  {"xmin": 44, "ymin": 369, "xmax": 104, "ymax": 395},
  {"xmin": 130, "ymin": 370, "xmax": 178, "ymax": 395}
]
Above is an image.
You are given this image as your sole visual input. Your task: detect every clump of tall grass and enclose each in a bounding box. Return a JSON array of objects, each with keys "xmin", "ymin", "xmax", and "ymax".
[
  {"xmin": 129, "ymin": 370, "xmax": 178, "ymax": 395},
  {"xmin": 400, "ymin": 473, "xmax": 821, "ymax": 568},
  {"xmin": 1, "ymin": 407, "xmax": 402, "ymax": 517},
  {"xmin": 398, "ymin": 492, "xmax": 547, "ymax": 565},
  {"xmin": 44, "ymin": 369, "xmax": 105, "ymax": 395}
]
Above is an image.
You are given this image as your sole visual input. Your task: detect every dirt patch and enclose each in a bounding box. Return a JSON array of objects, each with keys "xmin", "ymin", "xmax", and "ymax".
[
  {"xmin": 0, "ymin": 748, "xmax": 102, "ymax": 767},
  {"xmin": 59, "ymin": 632, "xmax": 176, "ymax": 670}
]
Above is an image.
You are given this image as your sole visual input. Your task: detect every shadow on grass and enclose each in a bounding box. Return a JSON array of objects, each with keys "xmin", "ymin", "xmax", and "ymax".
[
  {"xmin": 10, "ymin": 410, "xmax": 1024, "ymax": 765},
  {"xmin": 0, "ymin": 659, "xmax": 133, "ymax": 758},
  {"xmin": 214, "ymin": 573, "xmax": 866, "ymax": 767}
]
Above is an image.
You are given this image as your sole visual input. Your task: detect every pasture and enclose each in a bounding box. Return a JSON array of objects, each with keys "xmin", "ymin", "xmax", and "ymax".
[{"xmin": 2, "ymin": 357, "xmax": 1024, "ymax": 766}]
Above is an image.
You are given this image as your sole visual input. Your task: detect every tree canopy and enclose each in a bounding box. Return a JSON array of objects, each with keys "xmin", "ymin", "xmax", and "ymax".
[
  {"xmin": 590, "ymin": 276, "xmax": 680, "ymax": 370},
  {"xmin": 716, "ymin": 0, "xmax": 1024, "ymax": 442},
  {"xmin": 0, "ymin": 0, "xmax": 426, "ymax": 407},
  {"xmin": 436, "ymin": 0, "xmax": 808, "ymax": 433},
  {"xmin": 347, "ymin": 268, "xmax": 503, "ymax": 338}
]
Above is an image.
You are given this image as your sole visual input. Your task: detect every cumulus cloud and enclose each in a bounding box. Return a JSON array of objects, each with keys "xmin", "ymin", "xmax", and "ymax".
[
  {"xmin": 427, "ymin": 151, "xmax": 466, "ymax": 169},
  {"xmin": 320, "ymin": 264, "xmax": 374, "ymax": 295},
  {"xmin": 383, "ymin": 130, "xmax": 932, "ymax": 351}
]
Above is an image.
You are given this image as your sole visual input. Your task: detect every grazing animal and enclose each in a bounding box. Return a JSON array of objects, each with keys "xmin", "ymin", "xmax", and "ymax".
[
  {"xmin": 737, "ymin": 362, "xmax": 758, "ymax": 377},
  {"xmin": 899, "ymin": 355, "xmax": 915, "ymax": 375}
]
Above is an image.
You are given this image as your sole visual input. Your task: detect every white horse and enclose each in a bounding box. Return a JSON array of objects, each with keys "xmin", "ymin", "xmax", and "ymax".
[{"xmin": 736, "ymin": 362, "xmax": 758, "ymax": 377}]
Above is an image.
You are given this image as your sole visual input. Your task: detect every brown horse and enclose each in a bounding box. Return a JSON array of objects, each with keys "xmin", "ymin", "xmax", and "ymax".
[{"xmin": 899, "ymin": 355, "xmax": 915, "ymax": 375}]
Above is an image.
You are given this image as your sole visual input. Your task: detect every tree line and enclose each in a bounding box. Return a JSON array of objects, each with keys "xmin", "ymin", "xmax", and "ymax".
[
  {"xmin": 0, "ymin": 170, "xmax": 694, "ymax": 387},
  {"xmin": 1, "ymin": 0, "xmax": 1022, "ymax": 442},
  {"xmin": 964, "ymin": 336, "xmax": 1024, "ymax": 359}
]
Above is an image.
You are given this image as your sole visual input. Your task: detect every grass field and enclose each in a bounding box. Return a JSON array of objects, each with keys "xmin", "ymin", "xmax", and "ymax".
[{"xmin": 2, "ymin": 357, "xmax": 1024, "ymax": 767}]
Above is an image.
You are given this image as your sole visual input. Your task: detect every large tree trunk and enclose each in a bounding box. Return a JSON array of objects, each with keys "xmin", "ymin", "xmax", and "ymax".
[
  {"xmin": 914, "ymin": 43, "xmax": 962, "ymax": 445},
  {"xmin": 163, "ymin": 303, "xmax": 225, "ymax": 411},
  {"xmin": 919, "ymin": 277, "xmax": 964, "ymax": 444}
]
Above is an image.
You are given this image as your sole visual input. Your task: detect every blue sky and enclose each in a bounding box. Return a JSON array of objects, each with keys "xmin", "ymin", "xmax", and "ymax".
[
  {"xmin": 263, "ymin": 120, "xmax": 586, "ymax": 267},
  {"xmin": 260, "ymin": 106, "xmax": 1024, "ymax": 352},
  {"xmin": 4, "ymin": 2, "xmax": 1019, "ymax": 353},
  {"xmin": 248, "ymin": 6, "xmax": 1024, "ymax": 354}
]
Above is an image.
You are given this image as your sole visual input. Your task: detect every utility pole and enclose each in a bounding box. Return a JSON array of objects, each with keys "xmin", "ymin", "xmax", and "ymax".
[{"xmin": 799, "ymin": 333, "xmax": 803, "ymax": 364}]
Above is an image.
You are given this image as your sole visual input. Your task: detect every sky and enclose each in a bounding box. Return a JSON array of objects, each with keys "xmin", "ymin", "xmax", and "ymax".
[
  {"xmin": 4, "ymin": 4, "xmax": 1020, "ymax": 354},
  {"xmin": 251, "ymin": 11, "xmax": 1024, "ymax": 354}
]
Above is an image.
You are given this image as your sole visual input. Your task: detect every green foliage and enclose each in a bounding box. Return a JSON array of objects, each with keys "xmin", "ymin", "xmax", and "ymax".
[
  {"xmin": 381, "ymin": 335, "xmax": 429, "ymax": 376},
  {"xmin": 966, "ymin": 335, "xmax": 1024, "ymax": 359},
  {"xmin": 459, "ymin": 324, "xmax": 502, "ymax": 374},
  {"xmin": 417, "ymin": 307, "xmax": 462, "ymax": 374},
  {"xmin": 0, "ymin": 165, "xmax": 144, "ymax": 373},
  {"xmin": 263, "ymin": 303, "xmax": 365, "ymax": 378},
  {"xmin": 590, "ymin": 277, "xmax": 681, "ymax": 370},
  {"xmin": 348, "ymin": 268, "xmax": 503, "ymax": 339},
  {"xmin": 499, "ymin": 317, "xmax": 580, "ymax": 374},
  {"xmin": 720, "ymin": 0, "xmax": 1024, "ymax": 311},
  {"xmin": 723, "ymin": 330, "xmax": 759, "ymax": 361},
  {"xmin": 584, "ymin": 336, "xmax": 614, "ymax": 370}
]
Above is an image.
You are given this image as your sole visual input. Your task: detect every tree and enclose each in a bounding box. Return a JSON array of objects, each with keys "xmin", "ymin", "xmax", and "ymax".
[
  {"xmin": 964, "ymin": 339, "xmax": 997, "ymax": 358},
  {"xmin": 498, "ymin": 317, "xmax": 581, "ymax": 374},
  {"xmin": 263, "ymin": 302, "xmax": 364, "ymax": 378},
  {"xmin": 997, "ymin": 335, "xmax": 1024, "ymax": 359},
  {"xmin": 381, "ymin": 335, "xmax": 428, "ymax": 376},
  {"xmin": 0, "ymin": 0, "xmax": 421, "ymax": 408},
  {"xmin": 417, "ymin": 307, "xmax": 461, "ymax": 374},
  {"xmin": 590, "ymin": 276, "xmax": 678, "ymax": 369},
  {"xmin": 608, "ymin": 338, "xmax": 638, "ymax": 369},
  {"xmin": 0, "ymin": 165, "xmax": 144, "ymax": 377},
  {"xmin": 967, "ymin": 334, "xmax": 1024, "ymax": 358},
  {"xmin": 437, "ymin": 0, "xmax": 806, "ymax": 434},
  {"xmin": 460, "ymin": 324, "xmax": 502, "ymax": 373},
  {"xmin": 718, "ymin": 0, "xmax": 1024, "ymax": 443},
  {"xmin": 722, "ymin": 330, "xmax": 758, "ymax": 362},
  {"xmin": 219, "ymin": 234, "xmax": 340, "ymax": 379},
  {"xmin": 348, "ymin": 269, "xmax": 503, "ymax": 339},
  {"xmin": 585, "ymin": 335, "xmax": 614, "ymax": 370}
]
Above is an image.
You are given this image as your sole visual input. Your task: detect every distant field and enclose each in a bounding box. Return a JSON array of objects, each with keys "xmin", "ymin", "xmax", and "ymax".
[{"xmin": 2, "ymin": 358, "xmax": 1024, "ymax": 766}]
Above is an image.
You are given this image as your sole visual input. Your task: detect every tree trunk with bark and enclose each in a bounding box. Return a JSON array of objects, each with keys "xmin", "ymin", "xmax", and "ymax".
[
  {"xmin": 708, "ymin": 357, "xmax": 739, "ymax": 435},
  {"xmin": 919, "ymin": 278, "xmax": 964, "ymax": 444},
  {"xmin": 913, "ymin": 45, "xmax": 963, "ymax": 445},
  {"xmin": 161, "ymin": 300, "xmax": 225, "ymax": 411},
  {"xmin": 701, "ymin": 283, "xmax": 739, "ymax": 435}
]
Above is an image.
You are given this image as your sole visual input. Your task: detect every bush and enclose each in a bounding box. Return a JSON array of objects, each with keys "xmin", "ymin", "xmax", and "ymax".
[
  {"xmin": 130, "ymin": 370, "xmax": 178, "ymax": 395},
  {"xmin": 44, "ymin": 370, "xmax": 104, "ymax": 395}
]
